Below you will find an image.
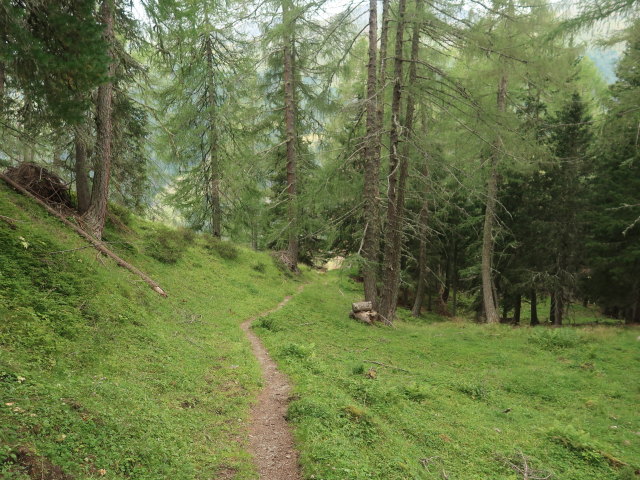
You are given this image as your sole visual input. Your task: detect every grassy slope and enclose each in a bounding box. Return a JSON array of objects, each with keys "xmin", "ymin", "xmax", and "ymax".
[
  {"xmin": 0, "ymin": 183, "xmax": 302, "ymax": 479},
  {"xmin": 255, "ymin": 270, "xmax": 640, "ymax": 480}
]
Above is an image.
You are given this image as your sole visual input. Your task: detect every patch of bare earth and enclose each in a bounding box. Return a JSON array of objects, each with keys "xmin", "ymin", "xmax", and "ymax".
[
  {"xmin": 240, "ymin": 288, "xmax": 303, "ymax": 480},
  {"xmin": 11, "ymin": 446, "xmax": 74, "ymax": 480}
]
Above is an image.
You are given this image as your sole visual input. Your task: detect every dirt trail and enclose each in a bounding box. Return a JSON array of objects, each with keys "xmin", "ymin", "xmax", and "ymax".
[{"xmin": 240, "ymin": 286, "xmax": 304, "ymax": 480}]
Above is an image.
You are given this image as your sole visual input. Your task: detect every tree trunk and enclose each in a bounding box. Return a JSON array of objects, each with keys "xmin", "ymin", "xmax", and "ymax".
[
  {"xmin": 451, "ymin": 239, "xmax": 458, "ymax": 316},
  {"xmin": 481, "ymin": 74, "xmax": 507, "ymax": 324},
  {"xmin": 481, "ymin": 160, "xmax": 499, "ymax": 323},
  {"xmin": 376, "ymin": 0, "xmax": 391, "ymax": 134},
  {"xmin": 513, "ymin": 294, "xmax": 521, "ymax": 325},
  {"xmin": 442, "ymin": 251, "xmax": 451, "ymax": 304},
  {"xmin": 205, "ymin": 34, "xmax": 221, "ymax": 238},
  {"xmin": 362, "ymin": 0, "xmax": 380, "ymax": 306},
  {"xmin": 502, "ymin": 300, "xmax": 508, "ymax": 323},
  {"xmin": 551, "ymin": 291, "xmax": 563, "ymax": 326},
  {"xmin": 378, "ymin": 0, "xmax": 412, "ymax": 324},
  {"xmin": 84, "ymin": 0, "xmax": 115, "ymax": 240},
  {"xmin": 251, "ymin": 221, "xmax": 258, "ymax": 251},
  {"xmin": 74, "ymin": 126, "xmax": 91, "ymax": 214},
  {"xmin": 411, "ymin": 181, "xmax": 428, "ymax": 317},
  {"xmin": 530, "ymin": 289, "xmax": 539, "ymax": 326},
  {"xmin": 0, "ymin": 61, "xmax": 5, "ymax": 101},
  {"xmin": 282, "ymin": 0, "xmax": 298, "ymax": 270},
  {"xmin": 630, "ymin": 283, "xmax": 640, "ymax": 324}
]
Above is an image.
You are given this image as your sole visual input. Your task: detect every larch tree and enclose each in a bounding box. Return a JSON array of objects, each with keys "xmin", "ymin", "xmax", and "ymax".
[
  {"xmin": 84, "ymin": 0, "xmax": 116, "ymax": 239},
  {"xmin": 282, "ymin": 0, "xmax": 299, "ymax": 268},
  {"xmin": 361, "ymin": 0, "xmax": 381, "ymax": 306},
  {"xmin": 146, "ymin": 0, "xmax": 259, "ymax": 236}
]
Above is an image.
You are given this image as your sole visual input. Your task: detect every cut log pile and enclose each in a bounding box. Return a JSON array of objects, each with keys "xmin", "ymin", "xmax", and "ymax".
[{"xmin": 349, "ymin": 301, "xmax": 378, "ymax": 325}]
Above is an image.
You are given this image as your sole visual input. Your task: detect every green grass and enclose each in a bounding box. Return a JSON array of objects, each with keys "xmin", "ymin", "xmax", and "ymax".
[
  {"xmin": 2, "ymin": 182, "xmax": 639, "ymax": 480},
  {"xmin": 255, "ymin": 271, "xmax": 640, "ymax": 480},
  {"xmin": 0, "ymin": 183, "xmax": 302, "ymax": 479}
]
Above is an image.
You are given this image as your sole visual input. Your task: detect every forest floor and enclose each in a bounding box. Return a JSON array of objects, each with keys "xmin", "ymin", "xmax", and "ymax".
[
  {"xmin": 1, "ymin": 183, "xmax": 639, "ymax": 480},
  {"xmin": 254, "ymin": 269, "xmax": 640, "ymax": 480},
  {"xmin": 0, "ymin": 182, "xmax": 304, "ymax": 479}
]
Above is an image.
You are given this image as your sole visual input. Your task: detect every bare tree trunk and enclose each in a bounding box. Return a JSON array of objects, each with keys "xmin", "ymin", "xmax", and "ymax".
[
  {"xmin": 481, "ymin": 157, "xmax": 499, "ymax": 323},
  {"xmin": 530, "ymin": 289, "xmax": 539, "ymax": 326},
  {"xmin": 376, "ymin": 0, "xmax": 390, "ymax": 135},
  {"xmin": 513, "ymin": 294, "xmax": 521, "ymax": 325},
  {"xmin": 442, "ymin": 250, "xmax": 451, "ymax": 304},
  {"xmin": 379, "ymin": 0, "xmax": 411, "ymax": 324},
  {"xmin": 74, "ymin": 125, "xmax": 91, "ymax": 214},
  {"xmin": 411, "ymin": 180, "xmax": 428, "ymax": 317},
  {"xmin": 481, "ymin": 74, "xmax": 507, "ymax": 324},
  {"xmin": 412, "ymin": 126, "xmax": 430, "ymax": 318},
  {"xmin": 283, "ymin": 0, "xmax": 298, "ymax": 269},
  {"xmin": 251, "ymin": 221, "xmax": 258, "ymax": 250},
  {"xmin": 205, "ymin": 34, "xmax": 221, "ymax": 238},
  {"xmin": 632, "ymin": 289, "xmax": 640, "ymax": 324},
  {"xmin": 451, "ymin": 241, "xmax": 458, "ymax": 317},
  {"xmin": 0, "ymin": 61, "xmax": 5, "ymax": 101},
  {"xmin": 362, "ymin": 0, "xmax": 380, "ymax": 306},
  {"xmin": 551, "ymin": 291, "xmax": 563, "ymax": 326},
  {"xmin": 84, "ymin": 0, "xmax": 115, "ymax": 240}
]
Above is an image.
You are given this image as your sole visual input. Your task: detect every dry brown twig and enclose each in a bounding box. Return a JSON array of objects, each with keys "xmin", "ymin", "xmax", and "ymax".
[
  {"xmin": 501, "ymin": 451, "xmax": 553, "ymax": 480},
  {"xmin": 364, "ymin": 360, "xmax": 411, "ymax": 373},
  {"xmin": 0, "ymin": 214, "xmax": 18, "ymax": 229}
]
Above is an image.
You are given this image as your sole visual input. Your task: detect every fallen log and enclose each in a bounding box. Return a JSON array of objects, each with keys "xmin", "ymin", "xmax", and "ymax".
[
  {"xmin": 1, "ymin": 172, "xmax": 167, "ymax": 297},
  {"xmin": 352, "ymin": 301, "xmax": 373, "ymax": 313},
  {"xmin": 350, "ymin": 310, "xmax": 377, "ymax": 325}
]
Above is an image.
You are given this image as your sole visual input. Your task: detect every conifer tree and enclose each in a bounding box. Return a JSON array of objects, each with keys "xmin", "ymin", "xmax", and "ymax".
[{"xmin": 84, "ymin": 0, "xmax": 116, "ymax": 239}]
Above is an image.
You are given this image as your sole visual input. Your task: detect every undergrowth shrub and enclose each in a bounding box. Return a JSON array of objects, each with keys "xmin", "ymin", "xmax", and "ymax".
[
  {"xmin": 256, "ymin": 315, "xmax": 279, "ymax": 331},
  {"xmin": 349, "ymin": 381, "xmax": 393, "ymax": 406},
  {"xmin": 145, "ymin": 226, "xmax": 193, "ymax": 264},
  {"xmin": 279, "ymin": 342, "xmax": 314, "ymax": 359},
  {"xmin": 270, "ymin": 251, "xmax": 294, "ymax": 277},
  {"xmin": 107, "ymin": 202, "xmax": 133, "ymax": 227},
  {"xmin": 204, "ymin": 237, "xmax": 239, "ymax": 260},
  {"xmin": 547, "ymin": 425, "xmax": 607, "ymax": 466},
  {"xmin": 350, "ymin": 363, "xmax": 365, "ymax": 375},
  {"xmin": 399, "ymin": 382, "xmax": 431, "ymax": 402},
  {"xmin": 340, "ymin": 405, "xmax": 378, "ymax": 437},
  {"xmin": 286, "ymin": 399, "xmax": 332, "ymax": 422},
  {"xmin": 529, "ymin": 328, "xmax": 585, "ymax": 350},
  {"xmin": 456, "ymin": 381, "xmax": 491, "ymax": 401},
  {"xmin": 251, "ymin": 262, "xmax": 266, "ymax": 273}
]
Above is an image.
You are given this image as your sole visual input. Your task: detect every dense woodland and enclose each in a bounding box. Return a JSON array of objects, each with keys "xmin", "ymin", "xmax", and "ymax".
[{"xmin": 1, "ymin": 0, "xmax": 639, "ymax": 325}]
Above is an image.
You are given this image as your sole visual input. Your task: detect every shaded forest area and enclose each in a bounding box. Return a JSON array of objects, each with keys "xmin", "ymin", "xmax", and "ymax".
[{"xmin": 1, "ymin": 0, "xmax": 639, "ymax": 325}]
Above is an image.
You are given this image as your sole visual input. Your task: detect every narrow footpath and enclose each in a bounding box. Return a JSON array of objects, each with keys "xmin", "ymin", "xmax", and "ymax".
[{"xmin": 240, "ymin": 286, "xmax": 304, "ymax": 480}]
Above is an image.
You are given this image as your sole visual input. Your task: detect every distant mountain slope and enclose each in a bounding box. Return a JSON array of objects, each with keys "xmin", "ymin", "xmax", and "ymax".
[{"xmin": 588, "ymin": 47, "xmax": 620, "ymax": 83}]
